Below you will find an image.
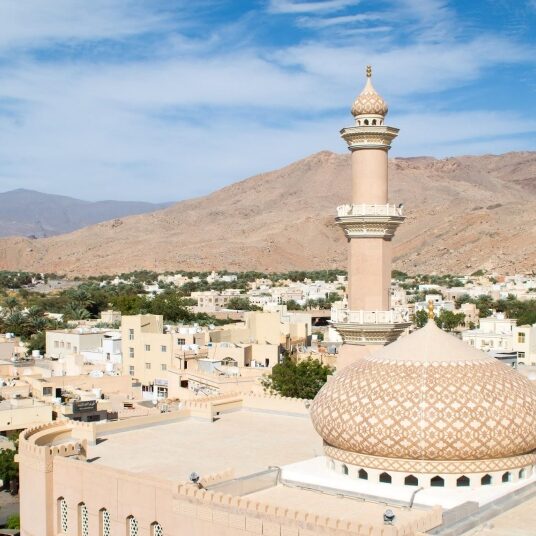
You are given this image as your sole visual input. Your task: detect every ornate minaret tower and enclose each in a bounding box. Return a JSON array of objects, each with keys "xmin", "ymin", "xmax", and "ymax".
[{"xmin": 332, "ymin": 66, "xmax": 410, "ymax": 368}]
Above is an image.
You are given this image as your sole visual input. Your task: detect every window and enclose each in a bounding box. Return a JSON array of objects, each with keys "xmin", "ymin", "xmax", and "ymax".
[
  {"xmin": 519, "ymin": 468, "xmax": 526, "ymax": 479},
  {"xmin": 67, "ymin": 342, "xmax": 71, "ymax": 350},
  {"xmin": 61, "ymin": 341, "xmax": 65, "ymax": 348},
  {"xmin": 341, "ymin": 464, "xmax": 348, "ymax": 475},
  {"xmin": 405, "ymin": 475, "xmax": 419, "ymax": 486},
  {"xmin": 518, "ymin": 351, "xmax": 525, "ymax": 359},
  {"xmin": 518, "ymin": 332, "xmax": 526, "ymax": 343},
  {"xmin": 74, "ymin": 346, "xmax": 78, "ymax": 353},
  {"xmin": 177, "ymin": 338, "xmax": 186, "ymax": 345},
  {"xmin": 129, "ymin": 366, "xmax": 135, "ymax": 376},
  {"xmin": 129, "ymin": 347, "xmax": 135, "ymax": 358},
  {"xmin": 145, "ymin": 363, "xmax": 151, "ymax": 370},
  {"xmin": 358, "ymin": 469, "xmax": 368, "ymax": 480},
  {"xmin": 457, "ymin": 475, "xmax": 470, "ymax": 487},
  {"xmin": 161, "ymin": 364, "xmax": 167, "ymax": 371},
  {"xmin": 58, "ymin": 497, "xmax": 68, "ymax": 533},
  {"xmin": 54, "ymin": 341, "xmax": 59, "ymax": 348},
  {"xmin": 431, "ymin": 476, "xmax": 445, "ymax": 487},
  {"xmin": 129, "ymin": 329, "xmax": 134, "ymax": 340},
  {"xmin": 43, "ymin": 387, "xmax": 53, "ymax": 396},
  {"xmin": 481, "ymin": 474, "xmax": 492, "ymax": 485},
  {"xmin": 151, "ymin": 522, "xmax": 164, "ymax": 536},
  {"xmin": 161, "ymin": 345, "xmax": 167, "ymax": 352},
  {"xmin": 145, "ymin": 344, "xmax": 151, "ymax": 351},
  {"xmin": 79, "ymin": 503, "xmax": 89, "ymax": 536},
  {"xmin": 379, "ymin": 472, "xmax": 392, "ymax": 484},
  {"xmin": 100, "ymin": 509, "xmax": 111, "ymax": 536},
  {"xmin": 128, "ymin": 516, "xmax": 139, "ymax": 536},
  {"xmin": 502, "ymin": 471, "xmax": 511, "ymax": 483}
]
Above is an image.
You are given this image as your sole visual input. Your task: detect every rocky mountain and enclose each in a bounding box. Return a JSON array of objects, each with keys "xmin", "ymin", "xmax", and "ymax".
[
  {"xmin": 0, "ymin": 189, "xmax": 171, "ymax": 237},
  {"xmin": 0, "ymin": 151, "xmax": 534, "ymax": 276}
]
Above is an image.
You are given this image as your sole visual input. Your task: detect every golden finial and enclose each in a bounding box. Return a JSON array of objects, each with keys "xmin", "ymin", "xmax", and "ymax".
[
  {"xmin": 366, "ymin": 65, "xmax": 372, "ymax": 78},
  {"xmin": 428, "ymin": 300, "xmax": 435, "ymax": 320}
]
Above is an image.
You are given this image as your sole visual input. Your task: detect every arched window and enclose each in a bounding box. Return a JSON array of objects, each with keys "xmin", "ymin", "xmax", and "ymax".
[
  {"xmin": 519, "ymin": 468, "xmax": 526, "ymax": 479},
  {"xmin": 151, "ymin": 522, "xmax": 164, "ymax": 536},
  {"xmin": 127, "ymin": 516, "xmax": 139, "ymax": 536},
  {"xmin": 481, "ymin": 474, "xmax": 492, "ymax": 486},
  {"xmin": 502, "ymin": 472, "xmax": 511, "ymax": 483},
  {"xmin": 404, "ymin": 474, "xmax": 418, "ymax": 486},
  {"xmin": 358, "ymin": 468, "xmax": 368, "ymax": 480},
  {"xmin": 328, "ymin": 459, "xmax": 335, "ymax": 471},
  {"xmin": 58, "ymin": 497, "xmax": 68, "ymax": 533},
  {"xmin": 372, "ymin": 119, "xmax": 377, "ymax": 125},
  {"xmin": 457, "ymin": 476, "xmax": 470, "ymax": 487},
  {"xmin": 364, "ymin": 119, "xmax": 369, "ymax": 125},
  {"xmin": 341, "ymin": 464, "xmax": 348, "ymax": 475},
  {"xmin": 379, "ymin": 472, "xmax": 392, "ymax": 484},
  {"xmin": 79, "ymin": 503, "xmax": 89, "ymax": 536},
  {"xmin": 431, "ymin": 476, "xmax": 445, "ymax": 487},
  {"xmin": 100, "ymin": 508, "xmax": 111, "ymax": 536}
]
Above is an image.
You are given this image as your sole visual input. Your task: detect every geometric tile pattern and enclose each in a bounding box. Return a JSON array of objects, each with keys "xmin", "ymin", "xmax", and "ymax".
[
  {"xmin": 129, "ymin": 516, "xmax": 139, "ymax": 536},
  {"xmin": 152, "ymin": 522, "xmax": 164, "ymax": 536},
  {"xmin": 102, "ymin": 509, "xmax": 111, "ymax": 536},
  {"xmin": 311, "ymin": 358, "xmax": 536, "ymax": 461},
  {"xmin": 351, "ymin": 87, "xmax": 388, "ymax": 117},
  {"xmin": 80, "ymin": 503, "xmax": 89, "ymax": 536},
  {"xmin": 59, "ymin": 498, "xmax": 68, "ymax": 533},
  {"xmin": 324, "ymin": 445, "xmax": 536, "ymax": 474}
]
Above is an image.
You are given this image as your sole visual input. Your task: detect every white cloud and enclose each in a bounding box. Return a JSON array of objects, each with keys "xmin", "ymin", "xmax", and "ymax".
[
  {"xmin": 267, "ymin": 0, "xmax": 358, "ymax": 15},
  {"xmin": 297, "ymin": 12, "xmax": 382, "ymax": 28},
  {"xmin": 0, "ymin": 0, "xmax": 534, "ymax": 202},
  {"xmin": 0, "ymin": 0, "xmax": 174, "ymax": 52}
]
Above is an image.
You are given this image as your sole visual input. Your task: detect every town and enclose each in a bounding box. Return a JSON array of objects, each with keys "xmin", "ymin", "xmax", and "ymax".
[{"xmin": 0, "ymin": 268, "xmax": 534, "ymax": 435}]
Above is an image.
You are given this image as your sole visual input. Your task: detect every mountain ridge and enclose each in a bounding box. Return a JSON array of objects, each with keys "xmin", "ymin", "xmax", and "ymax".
[
  {"xmin": 0, "ymin": 188, "xmax": 172, "ymax": 238},
  {"xmin": 0, "ymin": 150, "xmax": 534, "ymax": 276}
]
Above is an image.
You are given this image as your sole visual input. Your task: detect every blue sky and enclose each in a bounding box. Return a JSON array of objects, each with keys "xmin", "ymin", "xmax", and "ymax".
[{"xmin": 0, "ymin": 0, "xmax": 534, "ymax": 202}]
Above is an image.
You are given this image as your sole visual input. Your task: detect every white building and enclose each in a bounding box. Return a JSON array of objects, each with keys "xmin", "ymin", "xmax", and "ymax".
[{"xmin": 462, "ymin": 314, "xmax": 516, "ymax": 353}]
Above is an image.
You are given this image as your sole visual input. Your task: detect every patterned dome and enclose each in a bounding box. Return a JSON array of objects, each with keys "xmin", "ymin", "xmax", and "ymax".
[
  {"xmin": 351, "ymin": 66, "xmax": 388, "ymax": 117},
  {"xmin": 311, "ymin": 321, "xmax": 536, "ymax": 461}
]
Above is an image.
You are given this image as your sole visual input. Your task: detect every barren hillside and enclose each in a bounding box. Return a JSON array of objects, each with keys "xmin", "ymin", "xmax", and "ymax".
[{"xmin": 0, "ymin": 151, "xmax": 534, "ymax": 276}]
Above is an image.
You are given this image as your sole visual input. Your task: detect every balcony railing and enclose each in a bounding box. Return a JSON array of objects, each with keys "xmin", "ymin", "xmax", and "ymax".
[
  {"xmin": 331, "ymin": 308, "xmax": 409, "ymax": 324},
  {"xmin": 336, "ymin": 204, "xmax": 403, "ymax": 217}
]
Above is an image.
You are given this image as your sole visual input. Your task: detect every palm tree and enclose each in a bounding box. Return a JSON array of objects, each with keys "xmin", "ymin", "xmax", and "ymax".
[
  {"xmin": 63, "ymin": 304, "xmax": 91, "ymax": 321},
  {"xmin": 2, "ymin": 296, "xmax": 20, "ymax": 315}
]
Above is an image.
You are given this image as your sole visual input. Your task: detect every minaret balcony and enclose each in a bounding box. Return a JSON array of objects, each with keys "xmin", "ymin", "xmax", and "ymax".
[
  {"xmin": 331, "ymin": 308, "xmax": 411, "ymax": 345},
  {"xmin": 335, "ymin": 204, "xmax": 404, "ymax": 239},
  {"xmin": 340, "ymin": 125, "xmax": 399, "ymax": 150}
]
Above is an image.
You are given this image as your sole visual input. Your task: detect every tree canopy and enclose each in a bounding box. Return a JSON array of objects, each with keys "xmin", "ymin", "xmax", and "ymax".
[{"xmin": 261, "ymin": 357, "xmax": 333, "ymax": 399}]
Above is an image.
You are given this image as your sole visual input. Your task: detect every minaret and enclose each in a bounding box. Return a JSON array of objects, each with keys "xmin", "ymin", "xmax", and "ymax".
[{"xmin": 332, "ymin": 66, "xmax": 410, "ymax": 368}]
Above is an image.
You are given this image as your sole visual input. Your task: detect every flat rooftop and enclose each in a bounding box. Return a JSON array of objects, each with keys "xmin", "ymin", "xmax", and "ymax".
[
  {"xmin": 89, "ymin": 410, "xmax": 322, "ymax": 482},
  {"xmin": 248, "ymin": 485, "xmax": 428, "ymax": 527},
  {"xmin": 461, "ymin": 494, "xmax": 536, "ymax": 535}
]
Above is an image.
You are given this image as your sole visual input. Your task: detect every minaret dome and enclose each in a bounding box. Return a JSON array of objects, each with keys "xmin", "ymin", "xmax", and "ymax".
[{"xmin": 351, "ymin": 65, "xmax": 388, "ymax": 126}]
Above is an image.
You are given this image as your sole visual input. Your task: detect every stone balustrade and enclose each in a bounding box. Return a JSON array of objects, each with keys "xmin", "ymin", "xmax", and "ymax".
[
  {"xmin": 331, "ymin": 308, "xmax": 409, "ymax": 324},
  {"xmin": 336, "ymin": 203, "xmax": 403, "ymax": 217}
]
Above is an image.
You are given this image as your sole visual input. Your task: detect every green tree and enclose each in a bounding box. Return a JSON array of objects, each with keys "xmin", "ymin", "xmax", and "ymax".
[
  {"xmin": 0, "ymin": 447, "xmax": 18, "ymax": 488},
  {"xmin": 226, "ymin": 297, "xmax": 261, "ymax": 311},
  {"xmin": 285, "ymin": 300, "xmax": 303, "ymax": 311},
  {"xmin": 261, "ymin": 357, "xmax": 333, "ymax": 399},
  {"xmin": 414, "ymin": 309, "xmax": 429, "ymax": 328},
  {"xmin": 27, "ymin": 331, "xmax": 46, "ymax": 354},
  {"xmin": 63, "ymin": 304, "xmax": 91, "ymax": 321},
  {"xmin": 6, "ymin": 514, "xmax": 20, "ymax": 529},
  {"xmin": 435, "ymin": 310, "xmax": 465, "ymax": 332}
]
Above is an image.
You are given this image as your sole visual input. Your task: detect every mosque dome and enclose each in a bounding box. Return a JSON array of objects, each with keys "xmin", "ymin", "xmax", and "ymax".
[
  {"xmin": 311, "ymin": 321, "xmax": 536, "ymax": 462},
  {"xmin": 351, "ymin": 65, "xmax": 388, "ymax": 118}
]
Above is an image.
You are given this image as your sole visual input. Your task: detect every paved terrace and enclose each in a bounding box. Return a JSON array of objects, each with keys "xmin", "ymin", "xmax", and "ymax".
[{"xmin": 88, "ymin": 410, "xmax": 323, "ymax": 482}]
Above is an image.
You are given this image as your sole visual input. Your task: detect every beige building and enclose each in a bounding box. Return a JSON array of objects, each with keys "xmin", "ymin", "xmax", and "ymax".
[
  {"xmin": 0, "ymin": 397, "xmax": 52, "ymax": 432},
  {"xmin": 513, "ymin": 324, "xmax": 536, "ymax": 366},
  {"xmin": 120, "ymin": 315, "xmax": 173, "ymax": 386}
]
